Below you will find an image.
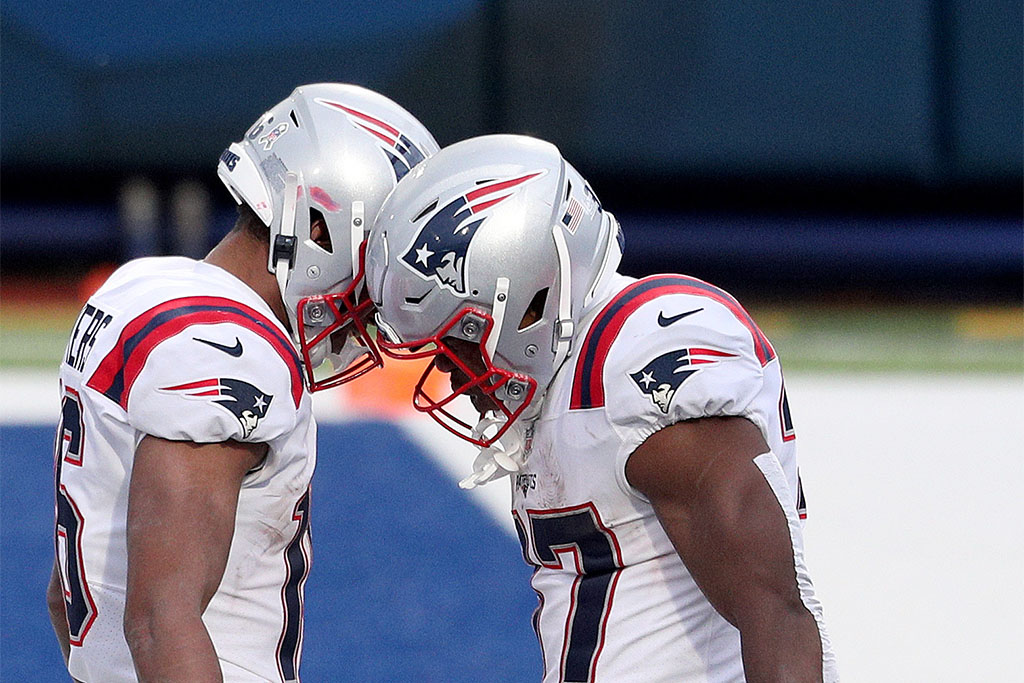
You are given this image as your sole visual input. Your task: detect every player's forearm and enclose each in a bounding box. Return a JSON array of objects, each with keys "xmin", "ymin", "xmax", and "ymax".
[
  {"xmin": 47, "ymin": 565, "xmax": 72, "ymax": 665},
  {"xmin": 47, "ymin": 597, "xmax": 72, "ymax": 665},
  {"xmin": 737, "ymin": 600, "xmax": 824, "ymax": 682},
  {"xmin": 125, "ymin": 612, "xmax": 223, "ymax": 682}
]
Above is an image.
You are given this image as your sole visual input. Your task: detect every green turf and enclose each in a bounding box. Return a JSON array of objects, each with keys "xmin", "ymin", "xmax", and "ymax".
[
  {"xmin": 0, "ymin": 308, "xmax": 78, "ymax": 370},
  {"xmin": 1, "ymin": 303, "xmax": 1021, "ymax": 374},
  {"xmin": 757, "ymin": 306, "xmax": 1023, "ymax": 374}
]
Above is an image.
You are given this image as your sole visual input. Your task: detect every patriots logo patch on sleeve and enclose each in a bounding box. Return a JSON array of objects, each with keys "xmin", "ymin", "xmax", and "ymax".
[
  {"xmin": 629, "ymin": 347, "xmax": 737, "ymax": 414},
  {"xmin": 159, "ymin": 378, "xmax": 273, "ymax": 438}
]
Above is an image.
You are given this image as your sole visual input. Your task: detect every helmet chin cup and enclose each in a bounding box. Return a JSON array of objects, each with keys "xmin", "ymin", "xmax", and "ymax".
[
  {"xmin": 471, "ymin": 414, "xmax": 523, "ymax": 471},
  {"xmin": 377, "ymin": 307, "xmax": 537, "ymax": 447}
]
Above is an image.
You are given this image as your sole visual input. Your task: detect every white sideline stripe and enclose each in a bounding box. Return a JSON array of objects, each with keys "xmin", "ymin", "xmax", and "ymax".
[
  {"xmin": 2, "ymin": 369, "xmax": 513, "ymax": 535},
  {"xmin": 785, "ymin": 372, "xmax": 1023, "ymax": 682},
  {"xmin": 397, "ymin": 413, "xmax": 514, "ymax": 536},
  {"xmin": 1, "ymin": 369, "xmax": 59, "ymax": 424}
]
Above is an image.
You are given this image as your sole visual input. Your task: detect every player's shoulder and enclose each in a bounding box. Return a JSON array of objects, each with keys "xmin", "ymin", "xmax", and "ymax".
[
  {"xmin": 569, "ymin": 273, "xmax": 775, "ymax": 411},
  {"xmin": 83, "ymin": 258, "xmax": 304, "ymax": 414},
  {"xmin": 93, "ymin": 257, "xmax": 284, "ymax": 338},
  {"xmin": 94, "ymin": 257, "xmax": 253, "ymax": 307}
]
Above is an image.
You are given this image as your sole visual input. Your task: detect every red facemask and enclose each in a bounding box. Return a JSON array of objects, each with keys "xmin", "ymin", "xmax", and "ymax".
[
  {"xmin": 295, "ymin": 243, "xmax": 383, "ymax": 391},
  {"xmin": 376, "ymin": 307, "xmax": 536, "ymax": 447}
]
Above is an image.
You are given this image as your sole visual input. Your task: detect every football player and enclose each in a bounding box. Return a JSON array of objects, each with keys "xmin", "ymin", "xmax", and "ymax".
[
  {"xmin": 364, "ymin": 135, "xmax": 838, "ymax": 681},
  {"xmin": 47, "ymin": 83, "xmax": 438, "ymax": 682}
]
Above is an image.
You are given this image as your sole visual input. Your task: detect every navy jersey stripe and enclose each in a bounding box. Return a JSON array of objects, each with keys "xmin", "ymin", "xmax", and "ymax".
[{"xmin": 89, "ymin": 297, "xmax": 304, "ymax": 409}]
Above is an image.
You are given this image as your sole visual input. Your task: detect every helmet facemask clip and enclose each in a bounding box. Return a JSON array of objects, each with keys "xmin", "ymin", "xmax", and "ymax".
[{"xmin": 272, "ymin": 234, "xmax": 297, "ymax": 270}]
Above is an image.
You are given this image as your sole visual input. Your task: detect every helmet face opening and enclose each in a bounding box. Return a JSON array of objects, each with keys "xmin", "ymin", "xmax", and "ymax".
[{"xmin": 376, "ymin": 307, "xmax": 536, "ymax": 446}]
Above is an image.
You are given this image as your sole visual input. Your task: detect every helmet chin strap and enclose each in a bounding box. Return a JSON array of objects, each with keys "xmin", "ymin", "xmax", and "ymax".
[
  {"xmin": 550, "ymin": 223, "xmax": 574, "ymax": 370},
  {"xmin": 272, "ymin": 172, "xmax": 300, "ymax": 307},
  {"xmin": 459, "ymin": 414, "xmax": 530, "ymax": 490}
]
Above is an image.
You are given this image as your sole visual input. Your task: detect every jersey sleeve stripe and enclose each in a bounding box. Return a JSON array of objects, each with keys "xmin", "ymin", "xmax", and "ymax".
[
  {"xmin": 571, "ymin": 278, "xmax": 680, "ymax": 410},
  {"xmin": 670, "ymin": 276, "xmax": 776, "ymax": 366},
  {"xmin": 570, "ymin": 275, "xmax": 775, "ymax": 410},
  {"xmin": 87, "ymin": 296, "xmax": 304, "ymax": 410}
]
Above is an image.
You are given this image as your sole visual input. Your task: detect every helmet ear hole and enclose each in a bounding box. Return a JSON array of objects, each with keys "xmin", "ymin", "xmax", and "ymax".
[
  {"xmin": 519, "ymin": 287, "xmax": 548, "ymax": 331},
  {"xmin": 309, "ymin": 208, "xmax": 333, "ymax": 254}
]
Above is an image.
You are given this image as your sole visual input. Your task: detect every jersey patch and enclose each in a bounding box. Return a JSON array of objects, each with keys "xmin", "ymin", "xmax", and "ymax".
[
  {"xmin": 629, "ymin": 347, "xmax": 738, "ymax": 414},
  {"xmin": 159, "ymin": 378, "xmax": 273, "ymax": 439},
  {"xmin": 87, "ymin": 297, "xmax": 303, "ymax": 410},
  {"xmin": 571, "ymin": 275, "xmax": 775, "ymax": 410}
]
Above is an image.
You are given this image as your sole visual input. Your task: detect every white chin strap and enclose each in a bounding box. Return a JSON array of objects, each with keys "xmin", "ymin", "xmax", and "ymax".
[
  {"xmin": 273, "ymin": 172, "xmax": 300, "ymax": 304},
  {"xmin": 459, "ymin": 414, "xmax": 529, "ymax": 490},
  {"xmin": 550, "ymin": 224, "xmax": 574, "ymax": 370}
]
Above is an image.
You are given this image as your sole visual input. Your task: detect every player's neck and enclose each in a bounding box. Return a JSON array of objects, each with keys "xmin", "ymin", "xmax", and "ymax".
[{"xmin": 204, "ymin": 229, "xmax": 291, "ymax": 330}]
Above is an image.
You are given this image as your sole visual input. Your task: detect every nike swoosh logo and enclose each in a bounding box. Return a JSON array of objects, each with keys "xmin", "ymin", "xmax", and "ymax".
[
  {"xmin": 657, "ymin": 308, "xmax": 703, "ymax": 327},
  {"xmin": 194, "ymin": 337, "xmax": 243, "ymax": 357}
]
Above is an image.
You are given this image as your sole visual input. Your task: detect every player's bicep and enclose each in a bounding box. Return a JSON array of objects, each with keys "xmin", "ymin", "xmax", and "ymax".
[
  {"xmin": 125, "ymin": 436, "xmax": 265, "ymax": 617},
  {"xmin": 626, "ymin": 417, "xmax": 805, "ymax": 627}
]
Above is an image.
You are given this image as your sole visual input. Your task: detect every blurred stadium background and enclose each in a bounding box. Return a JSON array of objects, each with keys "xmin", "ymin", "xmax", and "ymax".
[{"xmin": 1, "ymin": 1, "xmax": 1021, "ymax": 681}]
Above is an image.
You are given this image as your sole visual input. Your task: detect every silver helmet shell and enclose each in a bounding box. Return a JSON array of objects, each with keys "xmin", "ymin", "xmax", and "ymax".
[
  {"xmin": 365, "ymin": 134, "xmax": 621, "ymax": 443},
  {"xmin": 217, "ymin": 83, "xmax": 439, "ymax": 389}
]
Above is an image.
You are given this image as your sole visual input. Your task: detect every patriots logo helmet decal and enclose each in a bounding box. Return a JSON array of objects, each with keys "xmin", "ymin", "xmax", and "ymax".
[
  {"xmin": 630, "ymin": 347, "xmax": 737, "ymax": 413},
  {"xmin": 160, "ymin": 378, "xmax": 273, "ymax": 439},
  {"xmin": 316, "ymin": 98, "xmax": 426, "ymax": 182},
  {"xmin": 400, "ymin": 172, "xmax": 544, "ymax": 295}
]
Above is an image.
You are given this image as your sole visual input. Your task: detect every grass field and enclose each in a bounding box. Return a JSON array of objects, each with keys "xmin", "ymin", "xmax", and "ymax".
[{"xmin": 4, "ymin": 294, "xmax": 1020, "ymax": 374}]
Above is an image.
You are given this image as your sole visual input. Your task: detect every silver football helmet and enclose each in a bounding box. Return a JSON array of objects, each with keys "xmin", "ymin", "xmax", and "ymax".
[
  {"xmin": 365, "ymin": 134, "xmax": 622, "ymax": 448},
  {"xmin": 217, "ymin": 83, "xmax": 439, "ymax": 390}
]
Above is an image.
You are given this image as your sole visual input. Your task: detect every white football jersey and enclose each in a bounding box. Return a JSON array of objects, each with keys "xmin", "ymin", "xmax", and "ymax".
[
  {"xmin": 53, "ymin": 257, "xmax": 315, "ymax": 682},
  {"xmin": 510, "ymin": 273, "xmax": 837, "ymax": 682}
]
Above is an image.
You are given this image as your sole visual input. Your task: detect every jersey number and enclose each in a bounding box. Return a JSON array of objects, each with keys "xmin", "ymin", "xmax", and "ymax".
[
  {"xmin": 277, "ymin": 488, "xmax": 312, "ymax": 681},
  {"xmin": 53, "ymin": 388, "xmax": 98, "ymax": 645},
  {"xmin": 514, "ymin": 503, "xmax": 623, "ymax": 683}
]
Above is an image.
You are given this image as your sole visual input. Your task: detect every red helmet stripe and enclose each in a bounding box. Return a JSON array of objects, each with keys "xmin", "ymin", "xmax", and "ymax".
[
  {"xmin": 321, "ymin": 100, "xmax": 401, "ymax": 136},
  {"xmin": 465, "ymin": 172, "xmax": 542, "ymax": 202}
]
